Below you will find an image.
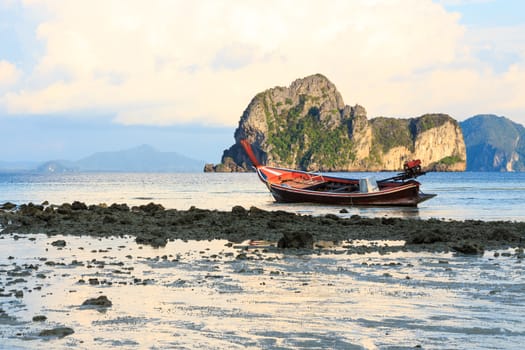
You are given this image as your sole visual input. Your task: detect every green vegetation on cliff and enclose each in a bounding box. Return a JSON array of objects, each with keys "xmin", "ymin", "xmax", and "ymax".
[
  {"xmin": 412, "ymin": 114, "xmax": 450, "ymax": 134},
  {"xmin": 370, "ymin": 117, "xmax": 413, "ymax": 154},
  {"xmin": 263, "ymin": 93, "xmax": 354, "ymax": 170},
  {"xmin": 369, "ymin": 114, "xmax": 452, "ymax": 155},
  {"xmin": 437, "ymin": 155, "xmax": 463, "ymax": 166}
]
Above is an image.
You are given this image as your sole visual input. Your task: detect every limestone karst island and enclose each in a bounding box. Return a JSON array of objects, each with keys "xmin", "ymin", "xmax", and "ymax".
[{"xmin": 206, "ymin": 74, "xmax": 466, "ymax": 173}]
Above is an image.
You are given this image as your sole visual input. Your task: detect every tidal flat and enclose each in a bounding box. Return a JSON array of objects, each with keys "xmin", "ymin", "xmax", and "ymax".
[{"xmin": 1, "ymin": 202, "xmax": 525, "ymax": 349}]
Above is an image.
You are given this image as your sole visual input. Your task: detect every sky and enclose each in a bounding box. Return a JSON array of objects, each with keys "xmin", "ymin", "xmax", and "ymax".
[{"xmin": 1, "ymin": 0, "xmax": 525, "ymax": 163}]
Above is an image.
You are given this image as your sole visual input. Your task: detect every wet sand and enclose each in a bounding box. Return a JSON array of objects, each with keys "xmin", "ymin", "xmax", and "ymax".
[
  {"xmin": 1, "ymin": 201, "xmax": 524, "ymax": 254},
  {"xmin": 2, "ymin": 202, "xmax": 525, "ymax": 349}
]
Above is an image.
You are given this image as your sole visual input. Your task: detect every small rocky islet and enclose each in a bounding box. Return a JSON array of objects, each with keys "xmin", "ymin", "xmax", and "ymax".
[{"xmin": 1, "ymin": 201, "xmax": 524, "ymax": 254}]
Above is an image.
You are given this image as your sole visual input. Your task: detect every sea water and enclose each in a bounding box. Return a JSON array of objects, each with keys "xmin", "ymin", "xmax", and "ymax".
[
  {"xmin": 1, "ymin": 171, "xmax": 525, "ymax": 349},
  {"xmin": 1, "ymin": 171, "xmax": 525, "ymax": 221}
]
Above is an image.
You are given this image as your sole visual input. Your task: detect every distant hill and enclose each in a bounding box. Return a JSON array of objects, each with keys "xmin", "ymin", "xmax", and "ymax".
[
  {"xmin": 32, "ymin": 145, "xmax": 205, "ymax": 173},
  {"xmin": 36, "ymin": 160, "xmax": 78, "ymax": 173},
  {"xmin": 74, "ymin": 144, "xmax": 204, "ymax": 172},
  {"xmin": 461, "ymin": 115, "xmax": 525, "ymax": 171}
]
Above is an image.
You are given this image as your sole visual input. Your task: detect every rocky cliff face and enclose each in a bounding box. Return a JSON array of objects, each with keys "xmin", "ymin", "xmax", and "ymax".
[
  {"xmin": 209, "ymin": 74, "xmax": 466, "ymax": 172},
  {"xmin": 461, "ymin": 115, "xmax": 525, "ymax": 171}
]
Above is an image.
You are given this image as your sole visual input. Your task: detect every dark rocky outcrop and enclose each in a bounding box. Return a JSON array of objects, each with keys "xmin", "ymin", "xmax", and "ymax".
[{"xmin": 2, "ymin": 202, "xmax": 524, "ymax": 252}]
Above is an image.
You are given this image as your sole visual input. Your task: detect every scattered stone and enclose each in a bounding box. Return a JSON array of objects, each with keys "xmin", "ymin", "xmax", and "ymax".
[
  {"xmin": 1, "ymin": 202, "xmax": 17, "ymax": 210},
  {"xmin": 277, "ymin": 230, "xmax": 313, "ymax": 249},
  {"xmin": 231, "ymin": 205, "xmax": 246, "ymax": 215},
  {"xmin": 138, "ymin": 202, "xmax": 164, "ymax": 214},
  {"xmin": 81, "ymin": 295, "xmax": 112, "ymax": 307},
  {"xmin": 7, "ymin": 278, "xmax": 27, "ymax": 286},
  {"xmin": 236, "ymin": 253, "xmax": 248, "ymax": 260},
  {"xmin": 51, "ymin": 240, "xmax": 66, "ymax": 247},
  {"xmin": 109, "ymin": 203, "xmax": 129, "ymax": 212},
  {"xmin": 406, "ymin": 231, "xmax": 444, "ymax": 244},
  {"xmin": 452, "ymin": 241, "xmax": 485, "ymax": 255},
  {"xmin": 324, "ymin": 213, "xmax": 340, "ymax": 221},
  {"xmin": 39, "ymin": 327, "xmax": 74, "ymax": 338},
  {"xmin": 57, "ymin": 203, "xmax": 73, "ymax": 214},
  {"xmin": 88, "ymin": 278, "xmax": 100, "ymax": 285},
  {"xmin": 71, "ymin": 201, "xmax": 88, "ymax": 210},
  {"xmin": 381, "ymin": 217, "xmax": 397, "ymax": 225},
  {"xmin": 135, "ymin": 233, "xmax": 167, "ymax": 248}
]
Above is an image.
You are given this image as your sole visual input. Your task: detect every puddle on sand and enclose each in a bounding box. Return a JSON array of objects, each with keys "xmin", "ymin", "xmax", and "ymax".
[{"xmin": 1, "ymin": 233, "xmax": 524, "ymax": 349}]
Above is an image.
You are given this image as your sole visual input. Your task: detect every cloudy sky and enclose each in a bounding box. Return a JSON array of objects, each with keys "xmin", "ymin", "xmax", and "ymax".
[{"xmin": 1, "ymin": 0, "xmax": 524, "ymax": 163}]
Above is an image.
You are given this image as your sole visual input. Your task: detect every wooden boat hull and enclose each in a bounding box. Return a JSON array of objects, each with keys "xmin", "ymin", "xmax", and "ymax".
[
  {"xmin": 268, "ymin": 181, "xmax": 435, "ymax": 207},
  {"xmin": 240, "ymin": 140, "xmax": 436, "ymax": 207},
  {"xmin": 255, "ymin": 166, "xmax": 435, "ymax": 207}
]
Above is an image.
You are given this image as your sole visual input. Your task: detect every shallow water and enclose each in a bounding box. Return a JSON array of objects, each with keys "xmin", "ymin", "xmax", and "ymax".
[
  {"xmin": 1, "ymin": 171, "xmax": 525, "ymax": 221},
  {"xmin": 1, "ymin": 234, "xmax": 524, "ymax": 349}
]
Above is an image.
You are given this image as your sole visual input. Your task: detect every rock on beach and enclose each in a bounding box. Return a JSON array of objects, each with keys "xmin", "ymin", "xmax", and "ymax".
[
  {"xmin": 1, "ymin": 201, "xmax": 524, "ymax": 253},
  {"xmin": 38, "ymin": 327, "xmax": 75, "ymax": 338},
  {"xmin": 82, "ymin": 295, "xmax": 112, "ymax": 307}
]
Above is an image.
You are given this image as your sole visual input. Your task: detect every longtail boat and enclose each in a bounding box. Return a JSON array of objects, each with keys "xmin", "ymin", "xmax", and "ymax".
[{"xmin": 240, "ymin": 140, "xmax": 436, "ymax": 207}]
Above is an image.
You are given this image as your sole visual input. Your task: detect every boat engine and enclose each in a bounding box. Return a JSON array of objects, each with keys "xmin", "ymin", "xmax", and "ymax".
[{"xmin": 403, "ymin": 159, "xmax": 423, "ymax": 178}]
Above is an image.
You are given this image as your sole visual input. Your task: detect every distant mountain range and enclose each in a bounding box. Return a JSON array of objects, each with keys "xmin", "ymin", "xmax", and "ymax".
[
  {"xmin": 461, "ymin": 115, "xmax": 525, "ymax": 171},
  {"xmin": 0, "ymin": 145, "xmax": 205, "ymax": 173},
  {"xmin": 2, "ymin": 115, "xmax": 525, "ymax": 173}
]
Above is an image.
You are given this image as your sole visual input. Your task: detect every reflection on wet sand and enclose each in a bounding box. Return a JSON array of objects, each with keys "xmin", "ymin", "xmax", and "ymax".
[{"xmin": 1, "ymin": 234, "xmax": 524, "ymax": 349}]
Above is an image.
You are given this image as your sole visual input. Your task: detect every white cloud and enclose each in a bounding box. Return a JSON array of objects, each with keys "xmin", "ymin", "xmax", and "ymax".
[
  {"xmin": 0, "ymin": 60, "xmax": 20, "ymax": 87},
  {"xmin": 2, "ymin": 0, "xmax": 525, "ymax": 125},
  {"xmin": 436, "ymin": 0, "xmax": 491, "ymax": 5}
]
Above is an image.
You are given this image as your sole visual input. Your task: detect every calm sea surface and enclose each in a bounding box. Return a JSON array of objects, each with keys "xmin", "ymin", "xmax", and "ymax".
[
  {"xmin": 1, "ymin": 171, "xmax": 525, "ymax": 221},
  {"xmin": 1, "ymin": 171, "xmax": 524, "ymax": 349}
]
